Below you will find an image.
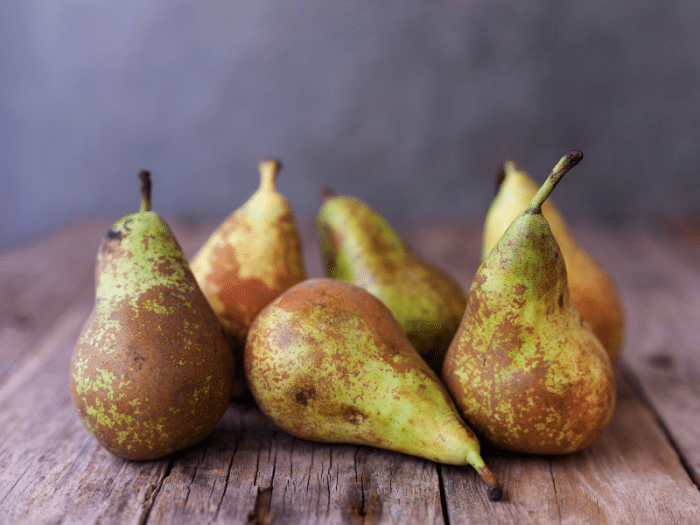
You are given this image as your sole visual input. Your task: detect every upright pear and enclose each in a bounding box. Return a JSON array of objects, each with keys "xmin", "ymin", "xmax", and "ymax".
[
  {"xmin": 245, "ymin": 278, "xmax": 502, "ymax": 501},
  {"xmin": 70, "ymin": 171, "xmax": 234, "ymax": 460},
  {"xmin": 190, "ymin": 159, "xmax": 306, "ymax": 396},
  {"xmin": 443, "ymin": 152, "xmax": 615, "ymax": 455},
  {"xmin": 482, "ymin": 160, "xmax": 624, "ymax": 362},
  {"xmin": 318, "ymin": 190, "xmax": 466, "ymax": 372}
]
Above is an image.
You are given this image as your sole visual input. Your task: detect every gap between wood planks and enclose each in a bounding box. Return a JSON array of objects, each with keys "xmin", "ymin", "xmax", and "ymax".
[
  {"xmin": 437, "ymin": 465, "xmax": 450, "ymax": 525},
  {"xmin": 619, "ymin": 362, "xmax": 700, "ymax": 491},
  {"xmin": 137, "ymin": 459, "xmax": 174, "ymax": 525},
  {"xmin": 248, "ymin": 440, "xmax": 276, "ymax": 525}
]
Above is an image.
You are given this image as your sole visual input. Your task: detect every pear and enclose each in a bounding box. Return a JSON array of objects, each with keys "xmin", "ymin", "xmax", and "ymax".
[
  {"xmin": 482, "ymin": 160, "xmax": 624, "ymax": 362},
  {"xmin": 442, "ymin": 152, "xmax": 615, "ymax": 455},
  {"xmin": 70, "ymin": 171, "xmax": 234, "ymax": 460},
  {"xmin": 245, "ymin": 278, "xmax": 503, "ymax": 501},
  {"xmin": 317, "ymin": 189, "xmax": 466, "ymax": 372},
  {"xmin": 190, "ymin": 159, "xmax": 306, "ymax": 397}
]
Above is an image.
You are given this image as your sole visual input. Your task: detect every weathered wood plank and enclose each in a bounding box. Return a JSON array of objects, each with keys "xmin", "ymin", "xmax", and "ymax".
[
  {"xmin": 147, "ymin": 408, "xmax": 446, "ymax": 524},
  {"xmin": 575, "ymin": 224, "xmax": 700, "ymax": 487},
  {"xmin": 0, "ymin": 219, "xmax": 108, "ymax": 391},
  {"xmin": 2, "ymin": 219, "xmax": 700, "ymax": 525}
]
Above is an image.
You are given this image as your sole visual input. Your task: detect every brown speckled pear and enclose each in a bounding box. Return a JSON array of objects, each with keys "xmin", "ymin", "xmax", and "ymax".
[
  {"xmin": 482, "ymin": 160, "xmax": 625, "ymax": 363},
  {"xmin": 190, "ymin": 159, "xmax": 306, "ymax": 397},
  {"xmin": 317, "ymin": 189, "xmax": 466, "ymax": 373},
  {"xmin": 245, "ymin": 278, "xmax": 502, "ymax": 501},
  {"xmin": 442, "ymin": 152, "xmax": 615, "ymax": 455},
  {"xmin": 69, "ymin": 171, "xmax": 234, "ymax": 460}
]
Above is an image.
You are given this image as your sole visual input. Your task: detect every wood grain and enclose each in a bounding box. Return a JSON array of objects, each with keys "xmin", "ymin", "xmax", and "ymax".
[
  {"xmin": 576, "ymin": 224, "xmax": 700, "ymax": 488},
  {"xmin": 1, "ymin": 217, "xmax": 700, "ymax": 524}
]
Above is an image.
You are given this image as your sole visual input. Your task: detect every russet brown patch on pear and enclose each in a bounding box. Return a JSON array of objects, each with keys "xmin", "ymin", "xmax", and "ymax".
[
  {"xmin": 342, "ymin": 405, "xmax": 368, "ymax": 425},
  {"xmin": 294, "ymin": 386, "xmax": 316, "ymax": 406},
  {"xmin": 195, "ymin": 210, "xmax": 304, "ymax": 348}
]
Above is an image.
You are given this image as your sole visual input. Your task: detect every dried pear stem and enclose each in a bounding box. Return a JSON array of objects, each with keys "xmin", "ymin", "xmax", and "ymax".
[
  {"xmin": 466, "ymin": 449, "xmax": 503, "ymax": 501},
  {"xmin": 138, "ymin": 170, "xmax": 152, "ymax": 212},
  {"xmin": 483, "ymin": 470, "xmax": 504, "ymax": 502},
  {"xmin": 494, "ymin": 162, "xmax": 507, "ymax": 195},
  {"xmin": 318, "ymin": 186, "xmax": 336, "ymax": 201}
]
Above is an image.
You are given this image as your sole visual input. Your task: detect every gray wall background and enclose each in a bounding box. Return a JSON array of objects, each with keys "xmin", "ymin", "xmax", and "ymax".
[{"xmin": 2, "ymin": 1, "xmax": 700, "ymax": 251}]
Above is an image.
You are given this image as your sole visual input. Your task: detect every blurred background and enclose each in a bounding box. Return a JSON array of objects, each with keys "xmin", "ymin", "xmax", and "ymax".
[{"xmin": 2, "ymin": 1, "xmax": 700, "ymax": 251}]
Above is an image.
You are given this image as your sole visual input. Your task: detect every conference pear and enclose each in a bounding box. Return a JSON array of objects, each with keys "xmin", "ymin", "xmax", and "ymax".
[
  {"xmin": 190, "ymin": 159, "xmax": 306, "ymax": 397},
  {"xmin": 443, "ymin": 151, "xmax": 615, "ymax": 455},
  {"xmin": 245, "ymin": 278, "xmax": 502, "ymax": 501},
  {"xmin": 482, "ymin": 160, "xmax": 624, "ymax": 362},
  {"xmin": 70, "ymin": 170, "xmax": 234, "ymax": 460},
  {"xmin": 318, "ymin": 190, "xmax": 466, "ymax": 372}
]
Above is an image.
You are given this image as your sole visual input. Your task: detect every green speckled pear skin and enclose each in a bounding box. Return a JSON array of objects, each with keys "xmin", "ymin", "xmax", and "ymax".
[
  {"xmin": 69, "ymin": 171, "xmax": 234, "ymax": 461},
  {"xmin": 317, "ymin": 193, "xmax": 466, "ymax": 373},
  {"xmin": 442, "ymin": 152, "xmax": 615, "ymax": 455},
  {"xmin": 245, "ymin": 278, "xmax": 502, "ymax": 501},
  {"xmin": 482, "ymin": 161, "xmax": 625, "ymax": 363}
]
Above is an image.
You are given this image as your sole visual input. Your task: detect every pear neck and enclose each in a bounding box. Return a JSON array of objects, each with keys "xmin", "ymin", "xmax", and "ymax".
[{"xmin": 258, "ymin": 158, "xmax": 282, "ymax": 193}]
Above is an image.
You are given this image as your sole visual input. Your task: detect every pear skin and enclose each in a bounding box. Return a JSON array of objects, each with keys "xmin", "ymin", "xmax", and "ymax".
[
  {"xmin": 70, "ymin": 171, "xmax": 234, "ymax": 460},
  {"xmin": 245, "ymin": 278, "xmax": 502, "ymax": 501},
  {"xmin": 190, "ymin": 159, "xmax": 306, "ymax": 397},
  {"xmin": 483, "ymin": 161, "xmax": 625, "ymax": 363},
  {"xmin": 318, "ymin": 190, "xmax": 466, "ymax": 372},
  {"xmin": 443, "ymin": 152, "xmax": 615, "ymax": 455}
]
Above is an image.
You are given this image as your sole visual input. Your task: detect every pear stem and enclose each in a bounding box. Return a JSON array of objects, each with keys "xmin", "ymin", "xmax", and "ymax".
[
  {"xmin": 494, "ymin": 162, "xmax": 507, "ymax": 196},
  {"xmin": 526, "ymin": 150, "xmax": 583, "ymax": 214},
  {"xmin": 480, "ymin": 467, "xmax": 504, "ymax": 502},
  {"xmin": 318, "ymin": 186, "xmax": 336, "ymax": 201},
  {"xmin": 466, "ymin": 448, "xmax": 503, "ymax": 501},
  {"xmin": 258, "ymin": 158, "xmax": 282, "ymax": 193},
  {"xmin": 138, "ymin": 170, "xmax": 152, "ymax": 212}
]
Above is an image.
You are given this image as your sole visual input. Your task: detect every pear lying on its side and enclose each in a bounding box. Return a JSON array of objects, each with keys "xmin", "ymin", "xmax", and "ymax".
[
  {"xmin": 246, "ymin": 278, "xmax": 502, "ymax": 501},
  {"xmin": 190, "ymin": 159, "xmax": 306, "ymax": 397},
  {"xmin": 482, "ymin": 160, "xmax": 624, "ymax": 363},
  {"xmin": 318, "ymin": 190, "xmax": 466, "ymax": 373},
  {"xmin": 70, "ymin": 171, "xmax": 234, "ymax": 460},
  {"xmin": 443, "ymin": 152, "xmax": 615, "ymax": 455}
]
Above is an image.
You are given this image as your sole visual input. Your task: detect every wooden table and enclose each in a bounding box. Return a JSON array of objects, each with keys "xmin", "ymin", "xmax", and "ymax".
[{"xmin": 2, "ymin": 216, "xmax": 700, "ymax": 524}]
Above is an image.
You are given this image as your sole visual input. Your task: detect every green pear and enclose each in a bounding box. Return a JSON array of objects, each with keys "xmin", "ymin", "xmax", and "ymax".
[
  {"xmin": 317, "ymin": 190, "xmax": 466, "ymax": 372},
  {"xmin": 70, "ymin": 171, "xmax": 234, "ymax": 460},
  {"xmin": 245, "ymin": 278, "xmax": 502, "ymax": 501},
  {"xmin": 482, "ymin": 161, "xmax": 625, "ymax": 362},
  {"xmin": 442, "ymin": 152, "xmax": 615, "ymax": 455},
  {"xmin": 190, "ymin": 159, "xmax": 306, "ymax": 398}
]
